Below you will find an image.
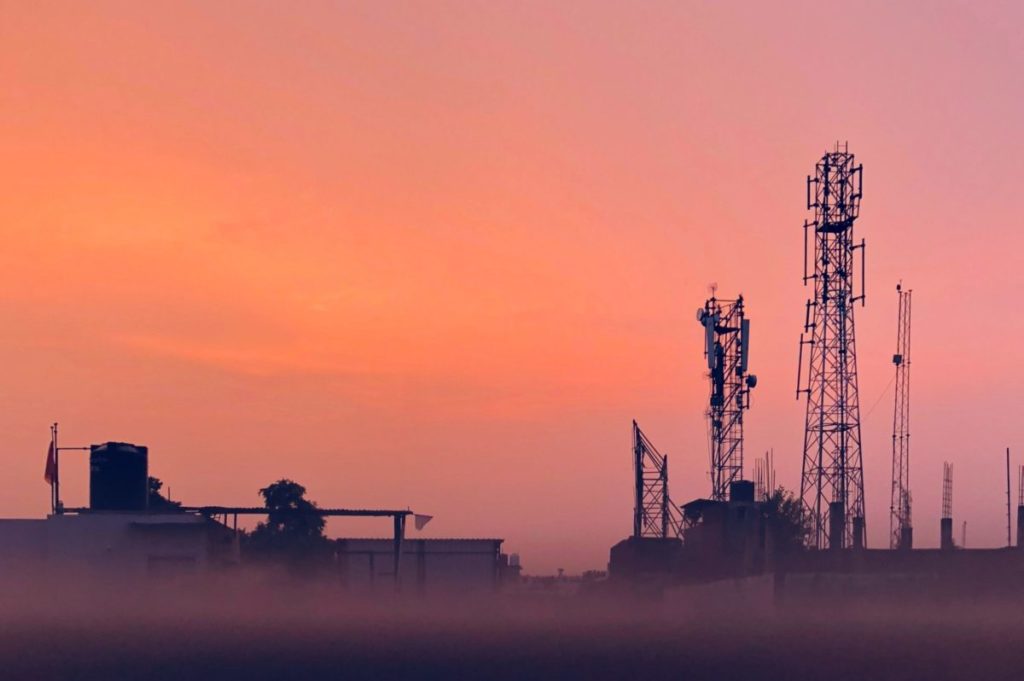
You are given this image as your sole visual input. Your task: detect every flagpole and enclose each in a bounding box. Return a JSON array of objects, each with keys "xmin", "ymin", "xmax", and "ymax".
[
  {"xmin": 48, "ymin": 424, "xmax": 55, "ymax": 514},
  {"xmin": 53, "ymin": 422, "xmax": 60, "ymax": 515}
]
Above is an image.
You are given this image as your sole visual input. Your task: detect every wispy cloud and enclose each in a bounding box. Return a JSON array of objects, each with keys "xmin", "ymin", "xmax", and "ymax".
[{"xmin": 111, "ymin": 332, "xmax": 360, "ymax": 378}]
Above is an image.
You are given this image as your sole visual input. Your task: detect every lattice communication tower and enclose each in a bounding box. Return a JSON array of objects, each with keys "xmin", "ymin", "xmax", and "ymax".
[
  {"xmin": 796, "ymin": 144, "xmax": 867, "ymax": 549},
  {"xmin": 698, "ymin": 296, "xmax": 756, "ymax": 501}
]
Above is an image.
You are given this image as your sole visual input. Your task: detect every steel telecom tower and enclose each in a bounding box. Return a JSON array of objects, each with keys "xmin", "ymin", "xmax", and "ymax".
[
  {"xmin": 698, "ymin": 295, "xmax": 756, "ymax": 501},
  {"xmin": 941, "ymin": 462, "xmax": 954, "ymax": 549},
  {"xmin": 796, "ymin": 144, "xmax": 867, "ymax": 550},
  {"xmin": 889, "ymin": 284, "xmax": 913, "ymax": 549},
  {"xmin": 632, "ymin": 421, "xmax": 683, "ymax": 539}
]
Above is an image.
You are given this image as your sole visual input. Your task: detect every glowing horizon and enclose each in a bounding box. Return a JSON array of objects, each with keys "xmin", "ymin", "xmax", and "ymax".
[{"xmin": 2, "ymin": 2, "xmax": 1024, "ymax": 571}]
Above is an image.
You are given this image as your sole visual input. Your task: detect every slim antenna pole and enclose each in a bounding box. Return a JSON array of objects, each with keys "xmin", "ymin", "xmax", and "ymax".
[
  {"xmin": 889, "ymin": 284, "xmax": 912, "ymax": 549},
  {"xmin": 1007, "ymin": 447, "xmax": 1012, "ymax": 547}
]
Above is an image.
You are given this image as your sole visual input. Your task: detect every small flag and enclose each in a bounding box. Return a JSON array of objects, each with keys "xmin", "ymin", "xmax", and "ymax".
[
  {"xmin": 414, "ymin": 514, "xmax": 433, "ymax": 530},
  {"xmin": 44, "ymin": 441, "xmax": 56, "ymax": 485}
]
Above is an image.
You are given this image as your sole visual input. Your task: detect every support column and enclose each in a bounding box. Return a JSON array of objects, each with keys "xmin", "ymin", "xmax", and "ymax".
[
  {"xmin": 899, "ymin": 526, "xmax": 913, "ymax": 550},
  {"xmin": 828, "ymin": 502, "xmax": 845, "ymax": 551},
  {"xmin": 1017, "ymin": 507, "xmax": 1024, "ymax": 549},
  {"xmin": 852, "ymin": 516, "xmax": 865, "ymax": 550},
  {"xmin": 940, "ymin": 517, "xmax": 954, "ymax": 550},
  {"xmin": 392, "ymin": 514, "xmax": 406, "ymax": 590}
]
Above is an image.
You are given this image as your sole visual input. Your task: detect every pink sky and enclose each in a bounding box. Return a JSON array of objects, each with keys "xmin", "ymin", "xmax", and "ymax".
[{"xmin": 2, "ymin": 1, "xmax": 1024, "ymax": 571}]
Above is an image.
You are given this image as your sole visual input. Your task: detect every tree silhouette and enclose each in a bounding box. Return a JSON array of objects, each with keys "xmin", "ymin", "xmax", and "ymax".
[
  {"xmin": 246, "ymin": 479, "xmax": 330, "ymax": 564},
  {"xmin": 147, "ymin": 477, "xmax": 182, "ymax": 511},
  {"xmin": 762, "ymin": 486, "xmax": 808, "ymax": 553}
]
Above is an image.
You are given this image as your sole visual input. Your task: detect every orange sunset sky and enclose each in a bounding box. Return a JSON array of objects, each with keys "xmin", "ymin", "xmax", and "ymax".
[{"xmin": 2, "ymin": 2, "xmax": 1024, "ymax": 572}]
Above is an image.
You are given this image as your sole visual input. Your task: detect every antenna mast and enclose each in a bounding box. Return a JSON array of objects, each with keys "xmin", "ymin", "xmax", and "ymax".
[
  {"xmin": 796, "ymin": 143, "xmax": 867, "ymax": 550},
  {"xmin": 889, "ymin": 284, "xmax": 913, "ymax": 549},
  {"xmin": 1007, "ymin": 448, "xmax": 1012, "ymax": 547},
  {"xmin": 941, "ymin": 462, "xmax": 954, "ymax": 550},
  {"xmin": 698, "ymin": 295, "xmax": 756, "ymax": 501}
]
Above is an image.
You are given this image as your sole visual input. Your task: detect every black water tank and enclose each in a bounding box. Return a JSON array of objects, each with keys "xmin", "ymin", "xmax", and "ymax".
[
  {"xmin": 729, "ymin": 480, "xmax": 755, "ymax": 503},
  {"xmin": 89, "ymin": 442, "xmax": 148, "ymax": 511}
]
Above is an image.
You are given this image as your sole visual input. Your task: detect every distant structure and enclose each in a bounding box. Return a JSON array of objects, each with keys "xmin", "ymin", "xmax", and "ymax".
[
  {"xmin": 632, "ymin": 421, "xmax": 682, "ymax": 539},
  {"xmin": 796, "ymin": 144, "xmax": 867, "ymax": 550},
  {"xmin": 941, "ymin": 462, "xmax": 954, "ymax": 550},
  {"xmin": 336, "ymin": 539, "xmax": 514, "ymax": 594},
  {"xmin": 754, "ymin": 449, "xmax": 775, "ymax": 502},
  {"xmin": 1017, "ymin": 465, "xmax": 1023, "ymax": 548},
  {"xmin": 698, "ymin": 295, "xmax": 756, "ymax": 501},
  {"xmin": 889, "ymin": 284, "xmax": 913, "ymax": 550},
  {"xmin": 608, "ymin": 423, "xmax": 684, "ymax": 580}
]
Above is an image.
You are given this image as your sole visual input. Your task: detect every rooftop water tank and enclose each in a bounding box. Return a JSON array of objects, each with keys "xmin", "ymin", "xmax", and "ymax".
[
  {"xmin": 89, "ymin": 442, "xmax": 148, "ymax": 511},
  {"xmin": 729, "ymin": 480, "xmax": 755, "ymax": 503}
]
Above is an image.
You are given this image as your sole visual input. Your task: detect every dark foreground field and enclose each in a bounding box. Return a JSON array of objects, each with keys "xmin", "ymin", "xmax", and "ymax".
[{"xmin": 1, "ymin": 585, "xmax": 1022, "ymax": 680}]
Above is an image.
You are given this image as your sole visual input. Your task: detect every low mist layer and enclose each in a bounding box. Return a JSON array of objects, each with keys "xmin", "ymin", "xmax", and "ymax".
[{"xmin": 1, "ymin": 571, "xmax": 1021, "ymax": 681}]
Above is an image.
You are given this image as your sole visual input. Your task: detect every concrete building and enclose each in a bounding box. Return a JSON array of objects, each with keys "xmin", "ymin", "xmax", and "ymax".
[
  {"xmin": 609, "ymin": 480, "xmax": 796, "ymax": 583},
  {"xmin": 0, "ymin": 441, "xmax": 234, "ymax": 582},
  {"xmin": 0, "ymin": 511, "xmax": 233, "ymax": 581}
]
